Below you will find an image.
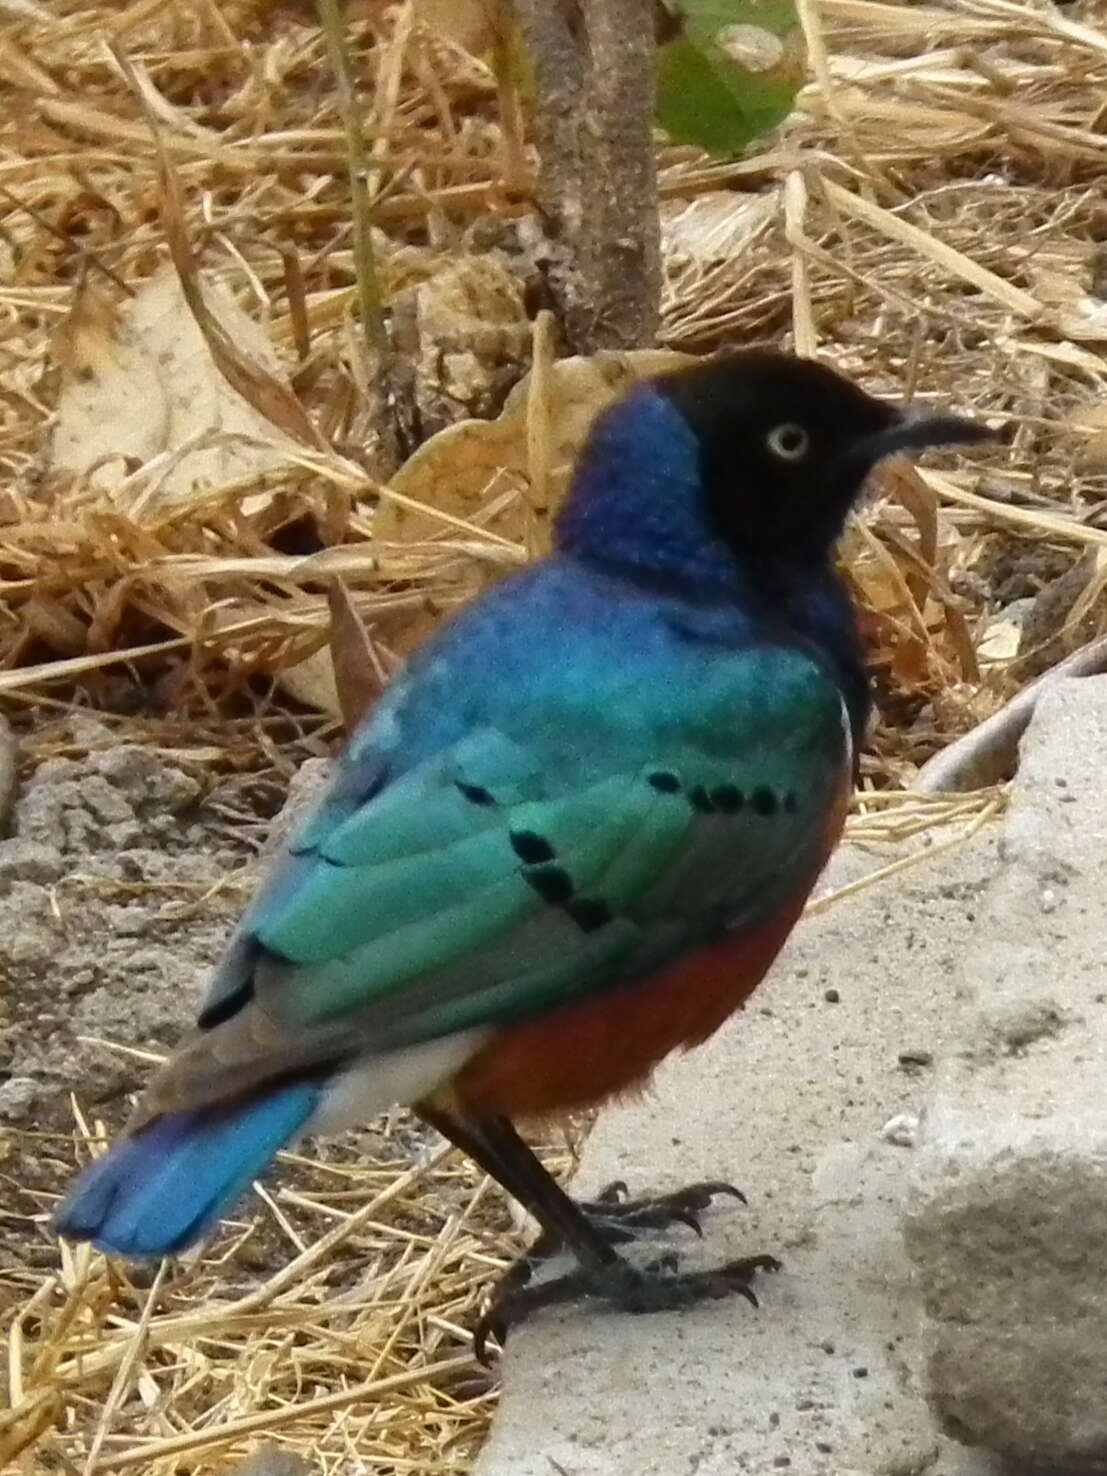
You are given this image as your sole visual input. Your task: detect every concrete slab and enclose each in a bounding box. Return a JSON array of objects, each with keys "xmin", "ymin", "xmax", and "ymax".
[
  {"xmin": 906, "ymin": 678, "xmax": 1107, "ymax": 1469},
  {"xmin": 475, "ymin": 829, "xmax": 1006, "ymax": 1476}
]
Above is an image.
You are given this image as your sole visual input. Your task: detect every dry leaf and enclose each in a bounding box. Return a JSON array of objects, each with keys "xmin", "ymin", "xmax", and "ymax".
[
  {"xmin": 977, "ymin": 611, "xmax": 1025, "ymax": 662},
  {"xmin": 273, "ymin": 643, "xmax": 341, "ymax": 717},
  {"xmin": 186, "ymin": 596, "xmax": 337, "ymax": 715},
  {"xmin": 377, "ymin": 348, "xmax": 693, "ymax": 546},
  {"xmin": 327, "ymin": 579, "xmax": 388, "ymax": 731},
  {"xmin": 414, "ymin": 0, "xmax": 500, "ymax": 55},
  {"xmin": 1066, "ymin": 396, "xmax": 1107, "ymax": 470},
  {"xmin": 49, "ymin": 268, "xmax": 305, "ymax": 508},
  {"xmin": 393, "ymin": 254, "xmax": 530, "ymax": 435},
  {"xmin": 662, "ymin": 188, "xmax": 780, "ymax": 262},
  {"xmin": 133, "ymin": 47, "xmax": 322, "ymax": 450},
  {"xmin": 200, "ymin": 584, "xmax": 393, "ymax": 722}
]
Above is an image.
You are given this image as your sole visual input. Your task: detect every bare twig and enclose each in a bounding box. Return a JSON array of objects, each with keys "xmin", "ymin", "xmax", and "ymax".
[
  {"xmin": 0, "ymin": 714, "xmax": 19, "ymax": 834},
  {"xmin": 316, "ymin": 0, "xmax": 388, "ymax": 361}
]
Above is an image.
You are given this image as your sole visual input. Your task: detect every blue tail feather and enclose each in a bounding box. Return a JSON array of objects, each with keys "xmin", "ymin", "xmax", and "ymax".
[{"xmin": 53, "ymin": 1083, "xmax": 321, "ymax": 1259}]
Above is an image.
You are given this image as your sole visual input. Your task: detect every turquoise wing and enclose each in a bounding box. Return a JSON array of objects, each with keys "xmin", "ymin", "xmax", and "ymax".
[{"xmin": 164, "ymin": 643, "xmax": 848, "ymax": 1109}]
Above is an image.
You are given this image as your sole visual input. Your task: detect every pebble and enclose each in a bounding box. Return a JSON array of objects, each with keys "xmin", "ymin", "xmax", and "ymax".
[
  {"xmin": 898, "ymin": 1048, "xmax": 934, "ymax": 1069},
  {"xmin": 880, "ymin": 1113, "xmax": 919, "ymax": 1148}
]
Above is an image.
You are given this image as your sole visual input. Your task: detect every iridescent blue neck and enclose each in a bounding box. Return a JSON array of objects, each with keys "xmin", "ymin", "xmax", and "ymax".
[
  {"xmin": 553, "ymin": 386, "xmax": 870, "ymax": 741},
  {"xmin": 555, "ymin": 387, "xmax": 739, "ymax": 590}
]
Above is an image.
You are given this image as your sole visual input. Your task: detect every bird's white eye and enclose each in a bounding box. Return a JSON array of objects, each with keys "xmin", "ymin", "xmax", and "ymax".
[{"xmin": 766, "ymin": 423, "xmax": 809, "ymax": 461}]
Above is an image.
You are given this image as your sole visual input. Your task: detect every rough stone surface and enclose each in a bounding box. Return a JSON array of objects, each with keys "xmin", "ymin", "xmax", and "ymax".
[
  {"xmin": 228, "ymin": 1444, "xmax": 315, "ymax": 1476},
  {"xmin": 905, "ymin": 677, "xmax": 1107, "ymax": 1470},
  {"xmin": 0, "ymin": 732, "xmax": 331, "ymax": 1127},
  {"xmin": 0, "ymin": 719, "xmax": 257, "ymax": 1127},
  {"xmin": 475, "ymin": 830, "xmax": 1005, "ymax": 1476}
]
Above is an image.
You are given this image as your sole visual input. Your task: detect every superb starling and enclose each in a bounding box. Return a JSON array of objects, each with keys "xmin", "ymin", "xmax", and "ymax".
[{"xmin": 54, "ymin": 351, "xmax": 993, "ymax": 1350}]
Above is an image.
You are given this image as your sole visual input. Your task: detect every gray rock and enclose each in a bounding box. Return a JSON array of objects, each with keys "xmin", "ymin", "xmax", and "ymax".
[
  {"xmin": 0, "ymin": 838, "xmax": 64, "ymax": 887},
  {"xmin": 0, "ymin": 1075, "xmax": 39, "ymax": 1121},
  {"xmin": 92, "ymin": 743, "xmax": 203, "ymax": 811},
  {"xmin": 227, "ymin": 1445, "xmax": 314, "ymax": 1476},
  {"xmin": 260, "ymin": 757, "xmax": 330, "ymax": 860},
  {"xmin": 0, "ymin": 734, "xmax": 264, "ymax": 1129},
  {"xmin": 905, "ymin": 677, "xmax": 1107, "ymax": 1469}
]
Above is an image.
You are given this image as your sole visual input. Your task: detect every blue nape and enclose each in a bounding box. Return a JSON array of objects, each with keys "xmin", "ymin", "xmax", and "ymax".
[
  {"xmin": 52, "ymin": 1082, "xmax": 320, "ymax": 1258},
  {"xmin": 556, "ymin": 386, "xmax": 740, "ymax": 590}
]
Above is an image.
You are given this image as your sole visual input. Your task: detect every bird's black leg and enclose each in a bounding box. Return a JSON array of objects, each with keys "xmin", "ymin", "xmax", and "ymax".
[{"xmin": 417, "ymin": 1106, "xmax": 779, "ymax": 1362}]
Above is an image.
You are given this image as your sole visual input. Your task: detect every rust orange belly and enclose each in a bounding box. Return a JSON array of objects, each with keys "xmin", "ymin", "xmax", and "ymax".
[{"xmin": 450, "ymin": 783, "xmax": 849, "ymax": 1120}]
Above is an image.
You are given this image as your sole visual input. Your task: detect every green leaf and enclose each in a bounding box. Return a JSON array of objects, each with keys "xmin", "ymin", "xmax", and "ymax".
[{"xmin": 656, "ymin": 0, "xmax": 805, "ymax": 157}]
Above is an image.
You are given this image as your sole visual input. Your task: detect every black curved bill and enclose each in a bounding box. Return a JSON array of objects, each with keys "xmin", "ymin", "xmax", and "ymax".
[{"xmin": 865, "ymin": 407, "xmax": 1003, "ymax": 462}]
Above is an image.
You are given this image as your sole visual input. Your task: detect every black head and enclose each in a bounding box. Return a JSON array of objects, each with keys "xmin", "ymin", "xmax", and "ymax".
[
  {"xmin": 556, "ymin": 349, "xmax": 995, "ymax": 589},
  {"xmin": 653, "ymin": 349, "xmax": 993, "ymax": 565}
]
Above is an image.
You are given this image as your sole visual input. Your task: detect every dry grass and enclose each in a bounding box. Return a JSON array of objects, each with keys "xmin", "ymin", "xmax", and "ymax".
[
  {"xmin": 3, "ymin": 1112, "xmax": 534, "ymax": 1474},
  {"xmin": 3, "ymin": 0, "xmax": 1107, "ymax": 1470}
]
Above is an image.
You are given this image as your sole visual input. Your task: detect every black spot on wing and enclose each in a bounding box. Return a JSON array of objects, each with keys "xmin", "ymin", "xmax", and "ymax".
[
  {"xmin": 688, "ymin": 785, "xmax": 715, "ymax": 813},
  {"xmin": 711, "ymin": 785, "xmax": 744, "ymax": 813},
  {"xmin": 510, "ymin": 830, "xmax": 556, "ymax": 864},
  {"xmin": 689, "ymin": 781, "xmax": 789, "ymax": 818},
  {"xmin": 457, "ymin": 781, "xmax": 495, "ymax": 806},
  {"xmin": 566, "ymin": 897, "xmax": 613, "ymax": 933},
  {"xmin": 648, "ymin": 771, "xmax": 681, "ymax": 793},
  {"xmin": 751, "ymin": 786, "xmax": 778, "ymax": 816},
  {"xmin": 525, "ymin": 865, "xmax": 574, "ymax": 905},
  {"xmin": 523, "ymin": 865, "xmax": 614, "ymax": 934}
]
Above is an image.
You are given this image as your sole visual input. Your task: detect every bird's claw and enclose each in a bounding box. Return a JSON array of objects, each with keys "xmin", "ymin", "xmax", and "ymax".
[
  {"xmin": 579, "ymin": 1178, "xmax": 746, "ymax": 1235},
  {"xmin": 473, "ymin": 1247, "xmax": 780, "ymax": 1363},
  {"xmin": 473, "ymin": 1305, "xmax": 507, "ymax": 1366},
  {"xmin": 594, "ymin": 1179, "xmax": 629, "ymax": 1204},
  {"xmin": 717, "ymin": 1252, "xmax": 782, "ymax": 1308}
]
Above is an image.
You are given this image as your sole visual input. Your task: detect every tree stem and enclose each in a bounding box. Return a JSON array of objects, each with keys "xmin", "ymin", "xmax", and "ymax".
[{"xmin": 513, "ymin": 0, "xmax": 661, "ymax": 352}]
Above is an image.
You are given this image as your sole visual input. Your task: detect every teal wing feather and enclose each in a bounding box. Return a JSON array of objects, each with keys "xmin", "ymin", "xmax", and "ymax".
[{"xmin": 152, "ymin": 643, "xmax": 848, "ymax": 1114}]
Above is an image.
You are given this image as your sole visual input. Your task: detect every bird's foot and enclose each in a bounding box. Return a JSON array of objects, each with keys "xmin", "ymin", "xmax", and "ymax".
[
  {"xmin": 474, "ymin": 1178, "xmax": 776, "ymax": 1363},
  {"xmin": 475, "ymin": 1247, "xmax": 780, "ymax": 1362},
  {"xmin": 494, "ymin": 1178, "xmax": 744, "ymax": 1276}
]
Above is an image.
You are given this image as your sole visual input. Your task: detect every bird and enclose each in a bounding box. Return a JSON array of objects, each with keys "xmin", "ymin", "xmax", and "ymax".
[{"xmin": 53, "ymin": 350, "xmax": 994, "ymax": 1354}]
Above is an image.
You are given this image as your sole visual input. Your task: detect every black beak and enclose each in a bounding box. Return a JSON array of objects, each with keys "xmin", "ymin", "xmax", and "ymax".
[{"xmin": 863, "ymin": 406, "xmax": 1000, "ymax": 464}]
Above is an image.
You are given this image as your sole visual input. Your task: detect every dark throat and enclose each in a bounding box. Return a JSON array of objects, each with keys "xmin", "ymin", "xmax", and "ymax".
[{"xmin": 757, "ymin": 555, "xmax": 871, "ymax": 751}]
